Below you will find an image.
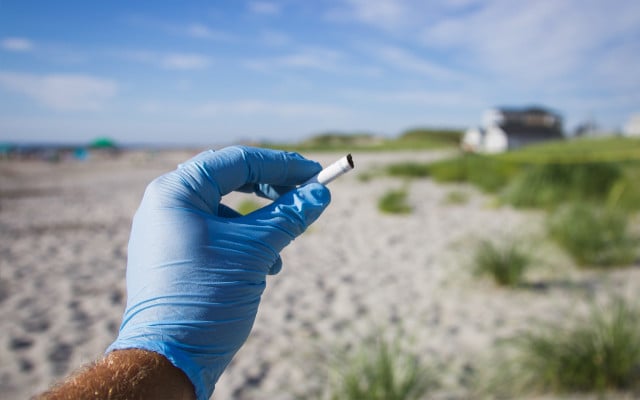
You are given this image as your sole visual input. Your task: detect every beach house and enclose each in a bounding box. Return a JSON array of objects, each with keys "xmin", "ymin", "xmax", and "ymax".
[{"xmin": 462, "ymin": 106, "xmax": 564, "ymax": 153}]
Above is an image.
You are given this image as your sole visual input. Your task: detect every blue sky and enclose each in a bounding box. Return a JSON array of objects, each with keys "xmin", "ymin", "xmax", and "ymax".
[{"xmin": 1, "ymin": 0, "xmax": 639, "ymax": 145}]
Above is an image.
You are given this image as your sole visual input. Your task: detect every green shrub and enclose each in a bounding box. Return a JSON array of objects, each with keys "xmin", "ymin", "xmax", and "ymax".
[
  {"xmin": 500, "ymin": 136, "xmax": 640, "ymax": 164},
  {"xmin": 356, "ymin": 165, "xmax": 386, "ymax": 182},
  {"xmin": 357, "ymin": 171, "xmax": 374, "ymax": 182},
  {"xmin": 378, "ymin": 188, "xmax": 412, "ymax": 214},
  {"xmin": 299, "ymin": 132, "xmax": 377, "ymax": 148},
  {"xmin": 466, "ymin": 158, "xmax": 518, "ymax": 192},
  {"xmin": 502, "ymin": 299, "xmax": 640, "ymax": 395},
  {"xmin": 327, "ymin": 336, "xmax": 438, "ymax": 400},
  {"xmin": 386, "ymin": 162, "xmax": 430, "ymax": 178},
  {"xmin": 266, "ymin": 128, "xmax": 463, "ymax": 151},
  {"xmin": 443, "ymin": 190, "xmax": 470, "ymax": 205},
  {"xmin": 547, "ymin": 203, "xmax": 636, "ymax": 266},
  {"xmin": 418, "ymin": 157, "xmax": 468, "ymax": 182},
  {"xmin": 473, "ymin": 240, "xmax": 531, "ymax": 287},
  {"xmin": 424, "ymin": 137, "xmax": 640, "ymax": 211},
  {"xmin": 397, "ymin": 128, "xmax": 463, "ymax": 145},
  {"xmin": 384, "ymin": 155, "xmax": 515, "ymax": 192},
  {"xmin": 608, "ymin": 168, "xmax": 640, "ymax": 212},
  {"xmin": 427, "ymin": 155, "xmax": 516, "ymax": 192},
  {"xmin": 502, "ymin": 162, "xmax": 623, "ymax": 209}
]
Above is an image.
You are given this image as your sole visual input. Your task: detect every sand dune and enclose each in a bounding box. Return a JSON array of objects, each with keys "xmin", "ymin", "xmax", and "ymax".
[{"xmin": 1, "ymin": 150, "xmax": 638, "ymax": 399}]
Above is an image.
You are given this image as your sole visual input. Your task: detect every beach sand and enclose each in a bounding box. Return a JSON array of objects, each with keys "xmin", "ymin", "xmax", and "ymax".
[{"xmin": 1, "ymin": 149, "xmax": 638, "ymax": 399}]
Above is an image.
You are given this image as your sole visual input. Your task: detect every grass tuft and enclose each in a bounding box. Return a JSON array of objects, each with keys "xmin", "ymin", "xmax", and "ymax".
[
  {"xmin": 500, "ymin": 298, "xmax": 640, "ymax": 395},
  {"xmin": 264, "ymin": 128, "xmax": 462, "ymax": 152},
  {"xmin": 428, "ymin": 155, "xmax": 517, "ymax": 192},
  {"xmin": 502, "ymin": 162, "xmax": 623, "ymax": 209},
  {"xmin": 387, "ymin": 137, "xmax": 640, "ymax": 212},
  {"xmin": 326, "ymin": 335, "xmax": 438, "ymax": 400},
  {"xmin": 378, "ymin": 187, "xmax": 412, "ymax": 214},
  {"xmin": 547, "ymin": 203, "xmax": 637, "ymax": 267},
  {"xmin": 386, "ymin": 162, "xmax": 430, "ymax": 178},
  {"xmin": 443, "ymin": 190, "xmax": 470, "ymax": 205},
  {"xmin": 472, "ymin": 240, "xmax": 531, "ymax": 287}
]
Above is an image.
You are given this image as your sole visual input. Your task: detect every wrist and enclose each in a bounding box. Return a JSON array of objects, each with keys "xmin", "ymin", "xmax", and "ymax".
[
  {"xmin": 36, "ymin": 349, "xmax": 195, "ymax": 400},
  {"xmin": 107, "ymin": 339, "xmax": 214, "ymax": 400}
]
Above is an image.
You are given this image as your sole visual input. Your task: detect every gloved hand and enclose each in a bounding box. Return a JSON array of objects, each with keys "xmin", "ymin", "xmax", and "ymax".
[{"xmin": 106, "ymin": 146, "xmax": 331, "ymax": 400}]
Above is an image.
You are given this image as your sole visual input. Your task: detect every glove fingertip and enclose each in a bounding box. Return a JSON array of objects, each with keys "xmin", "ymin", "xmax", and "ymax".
[
  {"xmin": 297, "ymin": 183, "xmax": 331, "ymax": 224},
  {"xmin": 268, "ymin": 257, "xmax": 283, "ymax": 275}
]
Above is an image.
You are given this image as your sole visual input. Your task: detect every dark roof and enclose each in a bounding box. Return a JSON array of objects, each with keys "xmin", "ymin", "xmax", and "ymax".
[
  {"xmin": 494, "ymin": 105, "xmax": 562, "ymax": 116},
  {"xmin": 493, "ymin": 106, "xmax": 563, "ymax": 135}
]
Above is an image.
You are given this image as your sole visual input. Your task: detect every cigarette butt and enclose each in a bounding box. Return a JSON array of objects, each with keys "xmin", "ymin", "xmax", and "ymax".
[{"xmin": 304, "ymin": 154, "xmax": 354, "ymax": 185}]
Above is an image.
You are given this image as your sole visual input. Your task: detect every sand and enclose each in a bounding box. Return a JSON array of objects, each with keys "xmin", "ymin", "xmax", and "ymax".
[{"xmin": 1, "ymin": 149, "xmax": 638, "ymax": 399}]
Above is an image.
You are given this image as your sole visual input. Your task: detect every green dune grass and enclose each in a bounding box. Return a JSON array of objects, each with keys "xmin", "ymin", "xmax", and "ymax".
[
  {"xmin": 325, "ymin": 335, "xmax": 439, "ymax": 400},
  {"xmin": 472, "ymin": 240, "xmax": 532, "ymax": 287},
  {"xmin": 263, "ymin": 128, "xmax": 463, "ymax": 152},
  {"xmin": 487, "ymin": 298, "xmax": 640, "ymax": 397},
  {"xmin": 547, "ymin": 203, "xmax": 637, "ymax": 267},
  {"xmin": 383, "ymin": 136, "xmax": 640, "ymax": 212},
  {"xmin": 378, "ymin": 187, "xmax": 412, "ymax": 214}
]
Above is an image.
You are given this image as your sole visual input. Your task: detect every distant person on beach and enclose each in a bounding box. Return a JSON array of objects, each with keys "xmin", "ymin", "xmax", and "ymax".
[{"xmin": 35, "ymin": 146, "xmax": 331, "ymax": 400}]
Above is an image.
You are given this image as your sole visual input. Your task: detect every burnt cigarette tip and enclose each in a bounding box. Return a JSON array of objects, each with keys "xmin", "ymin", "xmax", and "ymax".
[{"xmin": 347, "ymin": 153, "xmax": 354, "ymax": 168}]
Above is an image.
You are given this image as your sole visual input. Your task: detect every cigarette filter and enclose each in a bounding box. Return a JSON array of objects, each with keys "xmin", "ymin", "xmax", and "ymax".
[{"xmin": 304, "ymin": 154, "xmax": 354, "ymax": 185}]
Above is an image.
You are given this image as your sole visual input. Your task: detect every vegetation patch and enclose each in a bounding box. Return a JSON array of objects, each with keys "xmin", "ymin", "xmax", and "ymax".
[
  {"xmin": 607, "ymin": 166, "xmax": 640, "ymax": 211},
  {"xmin": 325, "ymin": 335, "xmax": 439, "ymax": 400},
  {"xmin": 472, "ymin": 240, "xmax": 531, "ymax": 287},
  {"xmin": 378, "ymin": 187, "xmax": 412, "ymax": 214},
  {"xmin": 386, "ymin": 137, "xmax": 640, "ymax": 212},
  {"xmin": 488, "ymin": 298, "xmax": 640, "ymax": 397},
  {"xmin": 499, "ymin": 136, "xmax": 640, "ymax": 164},
  {"xmin": 394, "ymin": 155, "xmax": 517, "ymax": 192},
  {"xmin": 547, "ymin": 203, "xmax": 637, "ymax": 267},
  {"xmin": 264, "ymin": 128, "xmax": 463, "ymax": 152},
  {"xmin": 386, "ymin": 162, "xmax": 430, "ymax": 178},
  {"xmin": 502, "ymin": 162, "xmax": 623, "ymax": 209},
  {"xmin": 443, "ymin": 190, "xmax": 470, "ymax": 205},
  {"xmin": 396, "ymin": 128, "xmax": 463, "ymax": 147}
]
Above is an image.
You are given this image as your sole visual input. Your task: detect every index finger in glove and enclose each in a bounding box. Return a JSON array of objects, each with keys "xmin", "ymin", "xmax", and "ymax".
[
  {"xmin": 179, "ymin": 146, "xmax": 322, "ymax": 198},
  {"xmin": 250, "ymin": 183, "xmax": 331, "ymax": 258}
]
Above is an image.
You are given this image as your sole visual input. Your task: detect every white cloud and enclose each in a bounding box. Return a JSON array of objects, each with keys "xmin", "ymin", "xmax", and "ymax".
[
  {"xmin": 344, "ymin": 88, "xmax": 481, "ymax": 107},
  {"xmin": 244, "ymin": 46, "xmax": 382, "ymax": 77},
  {"xmin": 245, "ymin": 47, "xmax": 345, "ymax": 73},
  {"xmin": 370, "ymin": 45, "xmax": 463, "ymax": 80},
  {"xmin": 331, "ymin": 0, "xmax": 640, "ymax": 95},
  {"xmin": 327, "ymin": 0, "xmax": 479, "ymax": 31},
  {"xmin": 0, "ymin": 72, "xmax": 117, "ymax": 111},
  {"xmin": 279, "ymin": 49, "xmax": 343, "ymax": 70},
  {"xmin": 185, "ymin": 23, "xmax": 234, "ymax": 41},
  {"xmin": 161, "ymin": 53, "xmax": 211, "ymax": 70},
  {"xmin": 1, "ymin": 37, "xmax": 34, "ymax": 52},
  {"xmin": 329, "ymin": 0, "xmax": 409, "ymax": 31},
  {"xmin": 248, "ymin": 1, "xmax": 281, "ymax": 16},
  {"xmin": 123, "ymin": 16, "xmax": 235, "ymax": 42},
  {"xmin": 120, "ymin": 50, "xmax": 212, "ymax": 70},
  {"xmin": 260, "ymin": 30, "xmax": 291, "ymax": 47},
  {"xmin": 591, "ymin": 39, "xmax": 640, "ymax": 91},
  {"xmin": 194, "ymin": 100, "xmax": 347, "ymax": 118},
  {"xmin": 421, "ymin": 1, "xmax": 640, "ymax": 86}
]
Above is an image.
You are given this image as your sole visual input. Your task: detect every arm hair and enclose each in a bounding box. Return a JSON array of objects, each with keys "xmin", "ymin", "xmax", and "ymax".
[{"xmin": 34, "ymin": 349, "xmax": 196, "ymax": 400}]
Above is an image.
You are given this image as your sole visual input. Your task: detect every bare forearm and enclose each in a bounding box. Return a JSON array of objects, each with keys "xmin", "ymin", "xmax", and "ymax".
[{"xmin": 35, "ymin": 349, "xmax": 195, "ymax": 400}]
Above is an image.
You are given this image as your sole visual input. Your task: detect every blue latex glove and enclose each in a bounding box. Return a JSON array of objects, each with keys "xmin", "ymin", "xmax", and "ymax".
[{"xmin": 106, "ymin": 146, "xmax": 331, "ymax": 400}]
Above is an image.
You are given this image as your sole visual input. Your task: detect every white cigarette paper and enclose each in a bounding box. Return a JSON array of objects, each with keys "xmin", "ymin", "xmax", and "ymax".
[{"xmin": 304, "ymin": 154, "xmax": 354, "ymax": 185}]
